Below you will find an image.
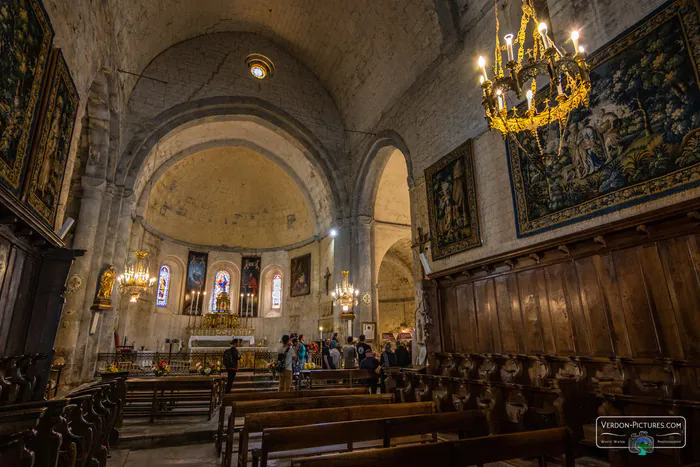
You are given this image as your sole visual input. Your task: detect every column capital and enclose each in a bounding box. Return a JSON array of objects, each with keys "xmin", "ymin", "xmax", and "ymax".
[{"xmin": 81, "ymin": 176, "xmax": 107, "ymax": 195}]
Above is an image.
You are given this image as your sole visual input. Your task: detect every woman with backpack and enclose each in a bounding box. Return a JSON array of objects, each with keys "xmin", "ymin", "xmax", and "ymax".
[{"xmin": 277, "ymin": 335, "xmax": 297, "ymax": 391}]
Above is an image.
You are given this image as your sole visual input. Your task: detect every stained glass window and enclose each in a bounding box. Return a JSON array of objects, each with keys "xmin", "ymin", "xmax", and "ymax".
[
  {"xmin": 272, "ymin": 273, "xmax": 282, "ymax": 309},
  {"xmin": 156, "ymin": 265, "xmax": 170, "ymax": 307},
  {"xmin": 211, "ymin": 270, "xmax": 231, "ymax": 311}
]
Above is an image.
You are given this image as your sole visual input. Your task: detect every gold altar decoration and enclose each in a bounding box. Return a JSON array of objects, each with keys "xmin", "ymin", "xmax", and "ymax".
[
  {"xmin": 188, "ymin": 311, "xmax": 255, "ymax": 336},
  {"xmin": 332, "ymin": 270, "xmax": 359, "ymax": 312},
  {"xmin": 91, "ymin": 265, "xmax": 116, "ymax": 310},
  {"xmin": 478, "ymin": 0, "xmax": 590, "ymax": 158},
  {"xmin": 215, "ymin": 291, "xmax": 230, "ymax": 312},
  {"xmin": 117, "ymin": 251, "xmax": 156, "ymax": 303}
]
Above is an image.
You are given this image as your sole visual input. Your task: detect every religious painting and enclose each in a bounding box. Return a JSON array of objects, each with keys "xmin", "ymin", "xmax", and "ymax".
[
  {"xmin": 182, "ymin": 251, "xmax": 208, "ymax": 315},
  {"xmin": 507, "ymin": 0, "xmax": 700, "ymax": 237},
  {"xmin": 0, "ymin": 0, "xmax": 53, "ymax": 195},
  {"xmin": 425, "ymin": 139, "xmax": 481, "ymax": 260},
  {"xmin": 290, "ymin": 253, "xmax": 311, "ymax": 297},
  {"xmin": 26, "ymin": 50, "xmax": 79, "ymax": 227},
  {"xmin": 240, "ymin": 256, "xmax": 261, "ymax": 316}
]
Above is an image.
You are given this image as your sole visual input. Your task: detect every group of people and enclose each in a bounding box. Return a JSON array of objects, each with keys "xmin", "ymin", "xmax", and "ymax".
[{"xmin": 276, "ymin": 333, "xmax": 311, "ymax": 391}]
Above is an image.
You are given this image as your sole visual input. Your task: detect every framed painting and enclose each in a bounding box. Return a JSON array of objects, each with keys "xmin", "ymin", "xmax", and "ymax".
[
  {"xmin": 240, "ymin": 256, "xmax": 261, "ymax": 316},
  {"xmin": 425, "ymin": 139, "xmax": 482, "ymax": 260},
  {"xmin": 507, "ymin": 0, "xmax": 700, "ymax": 237},
  {"xmin": 182, "ymin": 251, "xmax": 208, "ymax": 315},
  {"xmin": 25, "ymin": 50, "xmax": 79, "ymax": 227},
  {"xmin": 290, "ymin": 253, "xmax": 311, "ymax": 297},
  {"xmin": 0, "ymin": 0, "xmax": 54, "ymax": 195}
]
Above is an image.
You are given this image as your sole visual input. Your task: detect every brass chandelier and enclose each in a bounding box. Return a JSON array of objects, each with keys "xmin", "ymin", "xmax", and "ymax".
[
  {"xmin": 331, "ymin": 270, "xmax": 359, "ymax": 313},
  {"xmin": 117, "ymin": 251, "xmax": 156, "ymax": 303},
  {"xmin": 478, "ymin": 0, "xmax": 590, "ymax": 151}
]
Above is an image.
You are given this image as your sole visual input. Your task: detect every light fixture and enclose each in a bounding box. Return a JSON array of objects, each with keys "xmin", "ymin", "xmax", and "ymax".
[
  {"xmin": 117, "ymin": 251, "xmax": 156, "ymax": 303},
  {"xmin": 331, "ymin": 271, "xmax": 359, "ymax": 312},
  {"xmin": 329, "ymin": 228, "xmax": 337, "ymax": 238},
  {"xmin": 478, "ymin": 0, "xmax": 590, "ymax": 159},
  {"xmin": 245, "ymin": 54, "xmax": 275, "ymax": 80}
]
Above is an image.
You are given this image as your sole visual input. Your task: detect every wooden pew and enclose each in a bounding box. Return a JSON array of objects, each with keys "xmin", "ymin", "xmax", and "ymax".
[
  {"xmin": 222, "ymin": 393, "xmax": 394, "ymax": 467},
  {"xmin": 238, "ymin": 402, "xmax": 435, "ymax": 467},
  {"xmin": 254, "ymin": 409, "xmax": 486, "ymax": 467},
  {"xmin": 216, "ymin": 386, "xmax": 367, "ymax": 455},
  {"xmin": 301, "ymin": 369, "xmax": 375, "ymax": 389},
  {"xmin": 291, "ymin": 427, "xmax": 575, "ymax": 467},
  {"xmin": 124, "ymin": 376, "xmax": 224, "ymax": 422}
]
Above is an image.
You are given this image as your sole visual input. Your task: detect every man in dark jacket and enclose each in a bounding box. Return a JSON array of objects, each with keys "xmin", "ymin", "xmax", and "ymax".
[
  {"xmin": 395, "ymin": 341, "xmax": 411, "ymax": 367},
  {"xmin": 356, "ymin": 334, "xmax": 372, "ymax": 364},
  {"xmin": 223, "ymin": 339, "xmax": 241, "ymax": 393},
  {"xmin": 359, "ymin": 351, "xmax": 380, "ymax": 394}
]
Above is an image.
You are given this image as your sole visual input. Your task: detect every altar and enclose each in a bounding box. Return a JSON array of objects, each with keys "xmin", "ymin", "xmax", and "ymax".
[{"xmin": 188, "ymin": 335, "xmax": 257, "ymax": 351}]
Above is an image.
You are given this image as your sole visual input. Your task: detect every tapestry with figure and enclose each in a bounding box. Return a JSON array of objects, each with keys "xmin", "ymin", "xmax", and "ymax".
[
  {"xmin": 26, "ymin": 50, "xmax": 78, "ymax": 227},
  {"xmin": 0, "ymin": 0, "xmax": 53, "ymax": 195},
  {"xmin": 507, "ymin": 0, "xmax": 700, "ymax": 237},
  {"xmin": 425, "ymin": 139, "xmax": 481, "ymax": 260},
  {"xmin": 183, "ymin": 251, "xmax": 208, "ymax": 315}
]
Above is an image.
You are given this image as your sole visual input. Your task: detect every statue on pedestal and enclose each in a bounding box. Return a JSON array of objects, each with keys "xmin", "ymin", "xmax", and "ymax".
[{"xmin": 91, "ymin": 265, "xmax": 116, "ymax": 311}]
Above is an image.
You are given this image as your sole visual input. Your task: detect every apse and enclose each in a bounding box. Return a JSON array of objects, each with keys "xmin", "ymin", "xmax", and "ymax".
[{"xmin": 142, "ymin": 146, "xmax": 315, "ymax": 250}]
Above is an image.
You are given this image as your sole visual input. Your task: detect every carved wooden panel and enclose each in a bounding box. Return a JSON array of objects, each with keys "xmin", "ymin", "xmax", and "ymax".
[{"xmin": 436, "ymin": 231, "xmax": 700, "ymax": 361}]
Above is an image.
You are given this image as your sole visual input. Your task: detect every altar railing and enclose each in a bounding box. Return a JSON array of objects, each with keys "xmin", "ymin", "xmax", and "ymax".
[{"xmin": 96, "ymin": 349, "xmax": 276, "ymax": 376}]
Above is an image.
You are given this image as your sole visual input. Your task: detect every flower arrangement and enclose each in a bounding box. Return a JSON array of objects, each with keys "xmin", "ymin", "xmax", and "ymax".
[
  {"xmin": 304, "ymin": 362, "xmax": 316, "ymax": 370},
  {"xmin": 153, "ymin": 361, "xmax": 170, "ymax": 376},
  {"xmin": 103, "ymin": 362, "xmax": 119, "ymax": 373},
  {"xmin": 197, "ymin": 361, "xmax": 222, "ymax": 376},
  {"xmin": 307, "ymin": 341, "xmax": 319, "ymax": 355},
  {"xmin": 266, "ymin": 361, "xmax": 278, "ymax": 377}
]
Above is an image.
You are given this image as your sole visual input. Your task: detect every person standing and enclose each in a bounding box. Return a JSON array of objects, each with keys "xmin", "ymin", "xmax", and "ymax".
[
  {"xmin": 342, "ymin": 336, "xmax": 357, "ymax": 369},
  {"xmin": 381, "ymin": 342, "xmax": 397, "ymax": 368},
  {"xmin": 359, "ymin": 351, "xmax": 381, "ymax": 394},
  {"xmin": 223, "ymin": 339, "xmax": 241, "ymax": 393},
  {"xmin": 322, "ymin": 338, "xmax": 333, "ymax": 369},
  {"xmin": 297, "ymin": 334, "xmax": 308, "ymax": 364},
  {"xmin": 277, "ymin": 335, "xmax": 296, "ymax": 391},
  {"xmin": 330, "ymin": 333, "xmax": 339, "ymax": 349},
  {"xmin": 356, "ymin": 335, "xmax": 371, "ymax": 364},
  {"xmin": 330, "ymin": 343, "xmax": 342, "ymax": 370},
  {"xmin": 395, "ymin": 341, "xmax": 411, "ymax": 367}
]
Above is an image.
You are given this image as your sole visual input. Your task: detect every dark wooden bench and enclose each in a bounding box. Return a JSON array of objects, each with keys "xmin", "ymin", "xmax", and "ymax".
[
  {"xmin": 216, "ymin": 387, "xmax": 368, "ymax": 454},
  {"xmin": 254, "ymin": 409, "xmax": 487, "ymax": 466},
  {"xmin": 222, "ymin": 393, "xmax": 394, "ymax": 467},
  {"xmin": 291, "ymin": 427, "xmax": 575, "ymax": 467},
  {"xmin": 237, "ymin": 401, "xmax": 435, "ymax": 467},
  {"xmin": 125, "ymin": 375, "xmax": 224, "ymax": 422},
  {"xmin": 300, "ymin": 369, "xmax": 375, "ymax": 389}
]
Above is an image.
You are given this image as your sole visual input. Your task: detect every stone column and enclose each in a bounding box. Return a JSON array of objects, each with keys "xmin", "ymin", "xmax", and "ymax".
[
  {"xmin": 332, "ymin": 217, "xmax": 351, "ymax": 336},
  {"xmin": 351, "ymin": 215, "xmax": 374, "ymax": 338},
  {"xmin": 54, "ymin": 175, "xmax": 106, "ymax": 388}
]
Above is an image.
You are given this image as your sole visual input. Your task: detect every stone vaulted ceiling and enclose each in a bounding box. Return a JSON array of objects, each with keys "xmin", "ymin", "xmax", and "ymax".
[{"xmin": 110, "ymin": 0, "xmax": 444, "ymax": 130}]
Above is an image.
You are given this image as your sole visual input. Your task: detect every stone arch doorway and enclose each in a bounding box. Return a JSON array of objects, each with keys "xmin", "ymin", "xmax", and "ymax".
[{"xmin": 376, "ymin": 238, "xmax": 415, "ymax": 342}]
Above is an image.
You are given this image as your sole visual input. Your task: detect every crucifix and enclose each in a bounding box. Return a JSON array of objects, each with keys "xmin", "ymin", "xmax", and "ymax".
[
  {"xmin": 412, "ymin": 226, "xmax": 430, "ymax": 254},
  {"xmin": 324, "ymin": 267, "xmax": 332, "ymax": 295}
]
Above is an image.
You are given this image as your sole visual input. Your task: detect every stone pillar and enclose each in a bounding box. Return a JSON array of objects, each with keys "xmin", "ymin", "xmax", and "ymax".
[
  {"xmin": 332, "ymin": 217, "xmax": 351, "ymax": 336},
  {"xmin": 54, "ymin": 175, "xmax": 106, "ymax": 388},
  {"xmin": 351, "ymin": 215, "xmax": 374, "ymax": 338}
]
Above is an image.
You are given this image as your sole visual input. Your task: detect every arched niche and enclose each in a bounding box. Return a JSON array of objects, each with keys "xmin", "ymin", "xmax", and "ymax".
[
  {"xmin": 205, "ymin": 260, "xmax": 241, "ymax": 313},
  {"xmin": 260, "ymin": 264, "xmax": 284, "ymax": 318},
  {"xmin": 154, "ymin": 255, "xmax": 187, "ymax": 315}
]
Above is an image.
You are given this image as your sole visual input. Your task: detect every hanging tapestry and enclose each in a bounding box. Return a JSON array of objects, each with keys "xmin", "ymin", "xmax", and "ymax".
[
  {"xmin": 290, "ymin": 253, "xmax": 311, "ymax": 297},
  {"xmin": 240, "ymin": 256, "xmax": 261, "ymax": 316},
  {"xmin": 182, "ymin": 251, "xmax": 208, "ymax": 315},
  {"xmin": 0, "ymin": 0, "xmax": 53, "ymax": 195},
  {"xmin": 26, "ymin": 50, "xmax": 79, "ymax": 227},
  {"xmin": 507, "ymin": 0, "xmax": 700, "ymax": 237},
  {"xmin": 425, "ymin": 139, "xmax": 481, "ymax": 260}
]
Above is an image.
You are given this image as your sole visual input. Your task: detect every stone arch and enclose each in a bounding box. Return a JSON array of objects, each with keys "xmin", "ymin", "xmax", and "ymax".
[
  {"xmin": 205, "ymin": 260, "xmax": 241, "ymax": 313},
  {"xmin": 260, "ymin": 264, "xmax": 284, "ymax": 318},
  {"xmin": 352, "ymin": 130, "xmax": 414, "ymax": 218},
  {"xmin": 116, "ymin": 96, "xmax": 348, "ymax": 223},
  {"xmin": 376, "ymin": 237, "xmax": 415, "ymax": 338}
]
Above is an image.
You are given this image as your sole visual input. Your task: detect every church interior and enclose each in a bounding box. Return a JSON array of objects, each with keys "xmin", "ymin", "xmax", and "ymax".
[{"xmin": 1, "ymin": 0, "xmax": 699, "ymax": 465}]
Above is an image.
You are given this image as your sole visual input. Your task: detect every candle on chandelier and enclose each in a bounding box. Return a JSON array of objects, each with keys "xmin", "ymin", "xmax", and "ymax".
[
  {"xmin": 478, "ymin": 56, "xmax": 488, "ymax": 81},
  {"xmin": 479, "ymin": 75, "xmax": 486, "ymax": 96},
  {"xmin": 578, "ymin": 45, "xmax": 585, "ymax": 55},
  {"xmin": 538, "ymin": 23, "xmax": 550, "ymax": 49},
  {"xmin": 504, "ymin": 34, "xmax": 514, "ymax": 62},
  {"xmin": 496, "ymin": 89, "xmax": 504, "ymax": 110},
  {"xmin": 526, "ymin": 89, "xmax": 534, "ymax": 111},
  {"xmin": 557, "ymin": 82, "xmax": 564, "ymax": 96},
  {"xmin": 571, "ymin": 30, "xmax": 580, "ymax": 54}
]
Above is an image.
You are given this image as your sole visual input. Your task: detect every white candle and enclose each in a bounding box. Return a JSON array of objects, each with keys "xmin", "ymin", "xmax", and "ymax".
[
  {"xmin": 557, "ymin": 83, "xmax": 564, "ymax": 96},
  {"xmin": 578, "ymin": 45, "xmax": 585, "ymax": 55},
  {"xmin": 504, "ymin": 34, "xmax": 514, "ymax": 61},
  {"xmin": 538, "ymin": 23, "xmax": 550, "ymax": 49},
  {"xmin": 478, "ymin": 56, "xmax": 488, "ymax": 81},
  {"xmin": 240, "ymin": 293, "xmax": 244, "ymax": 315},
  {"xmin": 526, "ymin": 89, "xmax": 534, "ymax": 111},
  {"xmin": 190, "ymin": 290, "xmax": 195, "ymax": 314},
  {"xmin": 571, "ymin": 30, "xmax": 579, "ymax": 55},
  {"xmin": 496, "ymin": 89, "xmax": 504, "ymax": 110}
]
